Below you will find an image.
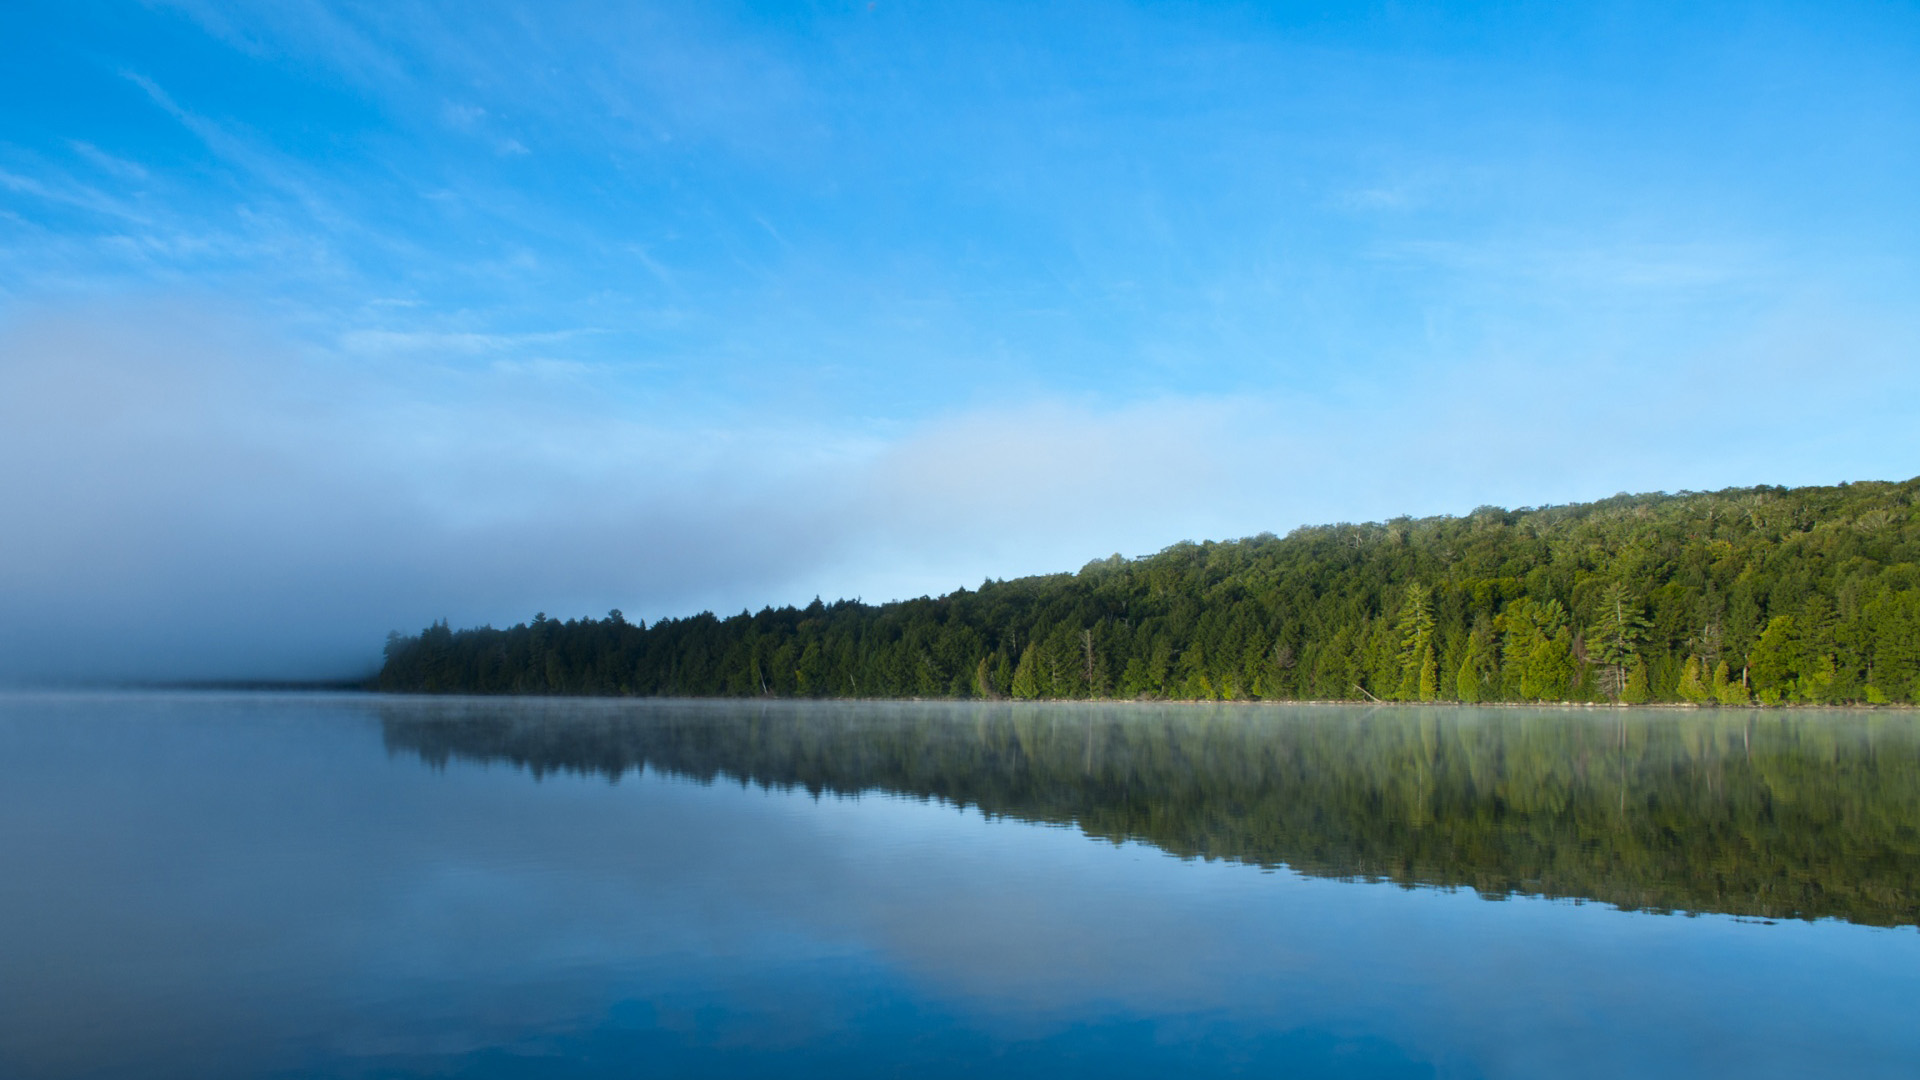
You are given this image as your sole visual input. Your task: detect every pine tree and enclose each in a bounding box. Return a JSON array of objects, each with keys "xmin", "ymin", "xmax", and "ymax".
[
  {"xmin": 1455, "ymin": 618, "xmax": 1494, "ymax": 704},
  {"xmin": 1395, "ymin": 583, "xmax": 1437, "ymax": 701},
  {"xmin": 1530, "ymin": 628, "xmax": 1576, "ymax": 701},
  {"xmin": 1749, "ymin": 615, "xmax": 1800, "ymax": 704},
  {"xmin": 1797, "ymin": 595, "xmax": 1841, "ymax": 702},
  {"xmin": 1678, "ymin": 656, "xmax": 1708, "ymax": 703},
  {"xmin": 1497, "ymin": 602, "xmax": 1540, "ymax": 698},
  {"xmin": 1622, "ymin": 658, "xmax": 1652, "ymax": 704},
  {"xmin": 1505, "ymin": 599, "xmax": 1571, "ymax": 700},
  {"xmin": 1586, "ymin": 582, "xmax": 1651, "ymax": 702},
  {"xmin": 1010, "ymin": 642, "xmax": 1041, "ymax": 700},
  {"xmin": 1457, "ymin": 652, "xmax": 1484, "ymax": 703},
  {"xmin": 973, "ymin": 656, "xmax": 996, "ymax": 699}
]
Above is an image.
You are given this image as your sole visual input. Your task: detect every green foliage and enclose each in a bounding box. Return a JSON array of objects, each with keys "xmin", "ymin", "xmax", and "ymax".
[
  {"xmin": 1531, "ymin": 628, "xmax": 1577, "ymax": 702},
  {"xmin": 1587, "ymin": 581, "xmax": 1651, "ymax": 701},
  {"xmin": 378, "ymin": 477, "xmax": 1920, "ymax": 705},
  {"xmin": 1010, "ymin": 642, "xmax": 1040, "ymax": 700},
  {"xmin": 1455, "ymin": 623, "xmax": 1491, "ymax": 704},
  {"xmin": 1499, "ymin": 598, "xmax": 1574, "ymax": 700},
  {"xmin": 972, "ymin": 656, "xmax": 996, "ymax": 700},
  {"xmin": 1678, "ymin": 656, "xmax": 1709, "ymax": 704},
  {"xmin": 1750, "ymin": 615, "xmax": 1800, "ymax": 704},
  {"xmin": 1712, "ymin": 661, "xmax": 1749, "ymax": 706},
  {"xmin": 1622, "ymin": 658, "xmax": 1652, "ymax": 704},
  {"xmin": 1394, "ymin": 583, "xmax": 1437, "ymax": 701}
]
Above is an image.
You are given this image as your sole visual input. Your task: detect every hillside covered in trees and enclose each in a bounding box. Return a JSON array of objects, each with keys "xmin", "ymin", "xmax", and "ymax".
[{"xmin": 378, "ymin": 477, "xmax": 1920, "ymax": 705}]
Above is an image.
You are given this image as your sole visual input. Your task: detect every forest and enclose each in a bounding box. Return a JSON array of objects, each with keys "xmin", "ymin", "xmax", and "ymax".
[
  {"xmin": 381, "ymin": 700, "xmax": 1920, "ymax": 927},
  {"xmin": 377, "ymin": 477, "xmax": 1920, "ymax": 705}
]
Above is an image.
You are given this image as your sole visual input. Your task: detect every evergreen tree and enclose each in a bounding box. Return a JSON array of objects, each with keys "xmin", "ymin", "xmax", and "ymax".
[
  {"xmin": 1010, "ymin": 642, "xmax": 1041, "ymax": 700},
  {"xmin": 1529, "ymin": 627, "xmax": 1577, "ymax": 702},
  {"xmin": 1796, "ymin": 596, "xmax": 1841, "ymax": 702},
  {"xmin": 973, "ymin": 656, "xmax": 996, "ymax": 699},
  {"xmin": 1394, "ymin": 583, "xmax": 1437, "ymax": 701},
  {"xmin": 1457, "ymin": 652, "xmax": 1484, "ymax": 704},
  {"xmin": 1622, "ymin": 658, "xmax": 1652, "ymax": 704},
  {"xmin": 1504, "ymin": 599, "xmax": 1572, "ymax": 700},
  {"xmin": 1586, "ymin": 582, "xmax": 1651, "ymax": 702},
  {"xmin": 1454, "ymin": 618, "xmax": 1496, "ymax": 705},
  {"xmin": 1498, "ymin": 601, "xmax": 1544, "ymax": 699},
  {"xmin": 1678, "ymin": 657, "xmax": 1709, "ymax": 704},
  {"xmin": 1749, "ymin": 615, "xmax": 1801, "ymax": 705}
]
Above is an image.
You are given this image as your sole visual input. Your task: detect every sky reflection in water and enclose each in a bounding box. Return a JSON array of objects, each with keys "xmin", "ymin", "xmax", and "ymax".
[{"xmin": 1, "ymin": 694, "xmax": 1916, "ymax": 1078}]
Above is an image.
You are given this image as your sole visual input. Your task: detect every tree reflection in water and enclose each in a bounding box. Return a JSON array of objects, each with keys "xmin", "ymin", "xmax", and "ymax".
[{"xmin": 382, "ymin": 701, "xmax": 1920, "ymax": 928}]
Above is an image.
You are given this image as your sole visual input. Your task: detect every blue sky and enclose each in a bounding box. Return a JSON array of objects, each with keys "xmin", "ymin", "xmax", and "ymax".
[{"xmin": 2, "ymin": 0, "xmax": 1918, "ymax": 679}]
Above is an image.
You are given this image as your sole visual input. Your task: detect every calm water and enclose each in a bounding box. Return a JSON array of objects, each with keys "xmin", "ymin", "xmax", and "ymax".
[{"xmin": 2, "ymin": 694, "xmax": 1917, "ymax": 1078}]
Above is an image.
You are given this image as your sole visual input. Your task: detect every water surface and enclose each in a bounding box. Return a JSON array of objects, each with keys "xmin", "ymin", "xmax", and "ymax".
[{"xmin": 1, "ymin": 694, "xmax": 1916, "ymax": 1078}]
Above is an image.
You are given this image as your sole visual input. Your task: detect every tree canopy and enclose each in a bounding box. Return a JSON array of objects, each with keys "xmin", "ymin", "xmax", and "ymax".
[{"xmin": 378, "ymin": 477, "xmax": 1920, "ymax": 705}]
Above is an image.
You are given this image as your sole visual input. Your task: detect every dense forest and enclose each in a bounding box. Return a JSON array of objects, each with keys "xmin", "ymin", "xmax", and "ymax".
[
  {"xmin": 378, "ymin": 477, "xmax": 1920, "ymax": 705},
  {"xmin": 382, "ymin": 700, "xmax": 1920, "ymax": 927}
]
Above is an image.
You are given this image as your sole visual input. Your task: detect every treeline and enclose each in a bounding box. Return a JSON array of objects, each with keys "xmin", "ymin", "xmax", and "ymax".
[
  {"xmin": 380, "ymin": 701, "xmax": 1920, "ymax": 927},
  {"xmin": 378, "ymin": 477, "xmax": 1920, "ymax": 705}
]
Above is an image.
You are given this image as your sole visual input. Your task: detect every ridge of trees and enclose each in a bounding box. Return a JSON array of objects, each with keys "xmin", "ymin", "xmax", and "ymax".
[
  {"xmin": 377, "ymin": 477, "xmax": 1920, "ymax": 705},
  {"xmin": 380, "ymin": 701, "xmax": 1920, "ymax": 927}
]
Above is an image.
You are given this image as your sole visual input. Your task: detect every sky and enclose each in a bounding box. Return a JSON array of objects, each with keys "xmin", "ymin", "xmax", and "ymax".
[{"xmin": 2, "ymin": 0, "xmax": 1918, "ymax": 681}]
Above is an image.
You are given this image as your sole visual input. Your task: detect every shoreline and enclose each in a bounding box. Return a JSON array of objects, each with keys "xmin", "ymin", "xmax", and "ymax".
[{"xmin": 17, "ymin": 686, "xmax": 1905, "ymax": 711}]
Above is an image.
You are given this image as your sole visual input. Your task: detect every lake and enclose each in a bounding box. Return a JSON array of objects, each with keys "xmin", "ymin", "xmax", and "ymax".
[{"xmin": 1, "ymin": 693, "xmax": 1916, "ymax": 1078}]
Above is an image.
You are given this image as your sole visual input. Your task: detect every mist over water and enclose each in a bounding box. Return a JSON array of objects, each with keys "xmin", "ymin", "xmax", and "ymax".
[{"xmin": 3, "ymin": 693, "xmax": 1915, "ymax": 1079}]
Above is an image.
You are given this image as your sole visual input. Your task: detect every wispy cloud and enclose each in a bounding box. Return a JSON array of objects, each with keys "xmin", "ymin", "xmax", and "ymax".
[
  {"xmin": 0, "ymin": 166, "xmax": 152, "ymax": 225},
  {"xmin": 67, "ymin": 141, "xmax": 151, "ymax": 182},
  {"xmin": 121, "ymin": 69, "xmax": 360, "ymax": 236},
  {"xmin": 338, "ymin": 327, "xmax": 594, "ymax": 356},
  {"xmin": 1377, "ymin": 237, "xmax": 1771, "ymax": 295}
]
